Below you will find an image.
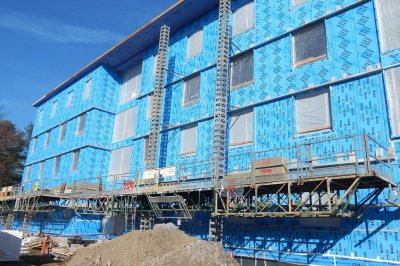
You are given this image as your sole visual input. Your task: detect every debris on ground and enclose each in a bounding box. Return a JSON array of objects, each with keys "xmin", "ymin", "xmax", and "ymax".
[
  {"xmin": 50, "ymin": 247, "xmax": 75, "ymax": 261},
  {"xmin": 22, "ymin": 236, "xmax": 48, "ymax": 250},
  {"xmin": 66, "ymin": 229, "xmax": 239, "ymax": 266}
]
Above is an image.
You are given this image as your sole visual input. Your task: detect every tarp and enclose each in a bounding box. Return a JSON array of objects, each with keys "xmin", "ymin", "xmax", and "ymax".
[
  {"xmin": 0, "ymin": 230, "xmax": 23, "ymax": 262},
  {"xmin": 296, "ymin": 90, "xmax": 331, "ymax": 134},
  {"xmin": 376, "ymin": 0, "xmax": 400, "ymax": 52},
  {"xmin": 384, "ymin": 67, "xmax": 400, "ymax": 137}
]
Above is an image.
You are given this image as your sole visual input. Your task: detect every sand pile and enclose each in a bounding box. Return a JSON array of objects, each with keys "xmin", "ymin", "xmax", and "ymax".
[{"xmin": 66, "ymin": 229, "xmax": 238, "ymax": 266}]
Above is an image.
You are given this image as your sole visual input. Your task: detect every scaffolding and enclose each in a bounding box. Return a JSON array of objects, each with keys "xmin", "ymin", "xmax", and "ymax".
[
  {"xmin": 1, "ymin": 134, "xmax": 398, "ymax": 226},
  {"xmin": 0, "ymin": 2, "xmax": 399, "ymax": 245},
  {"xmin": 147, "ymin": 25, "xmax": 170, "ymax": 169},
  {"xmin": 212, "ymin": 0, "xmax": 231, "ymax": 182}
]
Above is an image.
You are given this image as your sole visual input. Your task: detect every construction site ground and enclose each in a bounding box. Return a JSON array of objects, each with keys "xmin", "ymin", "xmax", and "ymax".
[{"xmin": 2, "ymin": 228, "xmax": 239, "ymax": 266}]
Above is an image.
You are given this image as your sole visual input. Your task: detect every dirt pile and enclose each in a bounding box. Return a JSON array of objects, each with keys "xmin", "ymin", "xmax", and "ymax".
[{"xmin": 66, "ymin": 229, "xmax": 238, "ymax": 266}]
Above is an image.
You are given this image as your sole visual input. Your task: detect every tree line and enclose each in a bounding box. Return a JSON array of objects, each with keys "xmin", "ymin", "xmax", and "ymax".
[{"xmin": 0, "ymin": 111, "xmax": 32, "ymax": 187}]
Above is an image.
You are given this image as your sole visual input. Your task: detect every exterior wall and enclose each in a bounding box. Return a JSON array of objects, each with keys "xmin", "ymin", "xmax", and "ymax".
[
  {"xmin": 19, "ymin": 0, "xmax": 400, "ymax": 265},
  {"xmin": 24, "ymin": 66, "xmax": 119, "ymax": 186}
]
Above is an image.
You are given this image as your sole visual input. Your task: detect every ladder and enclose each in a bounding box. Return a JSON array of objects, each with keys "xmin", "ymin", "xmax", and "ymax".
[
  {"xmin": 147, "ymin": 194, "xmax": 192, "ymax": 219},
  {"xmin": 124, "ymin": 197, "xmax": 137, "ymax": 233},
  {"xmin": 212, "ymin": 0, "xmax": 231, "ymax": 183},
  {"xmin": 209, "ymin": 215, "xmax": 224, "ymax": 243},
  {"xmin": 22, "ymin": 210, "xmax": 34, "ymax": 235},
  {"xmin": 147, "ymin": 25, "xmax": 171, "ymax": 169},
  {"xmin": 140, "ymin": 215, "xmax": 154, "ymax": 230},
  {"xmin": 5, "ymin": 213, "xmax": 14, "ymax": 230}
]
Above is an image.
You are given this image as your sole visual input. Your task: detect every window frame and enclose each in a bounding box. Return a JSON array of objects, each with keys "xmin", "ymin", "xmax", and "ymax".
[
  {"xmin": 66, "ymin": 91, "xmax": 74, "ymax": 109},
  {"xmin": 182, "ymin": 74, "xmax": 201, "ymax": 106},
  {"xmin": 44, "ymin": 131, "xmax": 51, "ymax": 148},
  {"xmin": 39, "ymin": 161, "xmax": 45, "ymax": 179},
  {"xmin": 230, "ymin": 51, "xmax": 254, "ymax": 90},
  {"xmin": 120, "ymin": 64, "xmax": 142, "ymax": 104},
  {"xmin": 59, "ymin": 122, "xmax": 67, "ymax": 143},
  {"xmin": 38, "ymin": 109, "xmax": 44, "ymax": 125},
  {"xmin": 26, "ymin": 165, "xmax": 31, "ymax": 181},
  {"xmin": 229, "ymin": 109, "xmax": 254, "ymax": 147},
  {"xmin": 72, "ymin": 150, "xmax": 80, "ymax": 172},
  {"xmin": 180, "ymin": 124, "xmax": 198, "ymax": 156},
  {"xmin": 76, "ymin": 113, "xmax": 86, "ymax": 136},
  {"xmin": 84, "ymin": 78, "xmax": 93, "ymax": 100},
  {"xmin": 153, "ymin": 54, "xmax": 158, "ymax": 76},
  {"xmin": 384, "ymin": 67, "xmax": 400, "ymax": 137},
  {"xmin": 54, "ymin": 156, "xmax": 61, "ymax": 176},
  {"xmin": 51, "ymin": 100, "xmax": 58, "ymax": 118},
  {"xmin": 233, "ymin": 1, "xmax": 255, "ymax": 37},
  {"xmin": 112, "ymin": 107, "xmax": 137, "ymax": 143},
  {"xmin": 187, "ymin": 28, "xmax": 204, "ymax": 59},
  {"xmin": 32, "ymin": 137, "xmax": 37, "ymax": 153},
  {"xmin": 147, "ymin": 94, "xmax": 154, "ymax": 119},
  {"xmin": 295, "ymin": 89, "xmax": 332, "ymax": 134},
  {"xmin": 109, "ymin": 146, "xmax": 133, "ymax": 177},
  {"xmin": 293, "ymin": 22, "xmax": 328, "ymax": 68}
]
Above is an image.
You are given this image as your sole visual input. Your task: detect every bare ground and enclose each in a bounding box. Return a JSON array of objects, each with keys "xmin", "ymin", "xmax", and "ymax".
[{"xmin": 65, "ymin": 229, "xmax": 238, "ymax": 266}]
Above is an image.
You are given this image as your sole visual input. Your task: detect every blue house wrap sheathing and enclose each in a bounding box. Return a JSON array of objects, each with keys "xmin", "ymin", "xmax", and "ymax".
[{"xmin": 10, "ymin": 0, "xmax": 400, "ymax": 264}]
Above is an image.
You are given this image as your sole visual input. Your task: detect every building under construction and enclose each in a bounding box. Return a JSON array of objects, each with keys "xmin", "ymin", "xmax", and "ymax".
[{"xmin": 1, "ymin": 0, "xmax": 400, "ymax": 264}]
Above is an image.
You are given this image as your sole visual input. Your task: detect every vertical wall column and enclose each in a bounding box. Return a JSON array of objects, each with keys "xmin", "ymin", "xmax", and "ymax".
[
  {"xmin": 212, "ymin": 0, "xmax": 231, "ymax": 182},
  {"xmin": 147, "ymin": 25, "xmax": 171, "ymax": 169}
]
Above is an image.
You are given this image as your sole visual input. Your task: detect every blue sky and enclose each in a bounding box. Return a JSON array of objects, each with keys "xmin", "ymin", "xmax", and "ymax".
[{"xmin": 0, "ymin": 0, "xmax": 176, "ymax": 130}]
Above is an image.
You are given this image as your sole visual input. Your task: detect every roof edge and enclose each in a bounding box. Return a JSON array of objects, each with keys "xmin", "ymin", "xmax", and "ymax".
[{"xmin": 33, "ymin": 0, "xmax": 185, "ymax": 107}]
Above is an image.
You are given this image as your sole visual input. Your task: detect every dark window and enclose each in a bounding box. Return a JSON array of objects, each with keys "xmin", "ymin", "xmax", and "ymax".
[
  {"xmin": 231, "ymin": 52, "xmax": 254, "ymax": 89},
  {"xmin": 293, "ymin": 22, "xmax": 327, "ymax": 66}
]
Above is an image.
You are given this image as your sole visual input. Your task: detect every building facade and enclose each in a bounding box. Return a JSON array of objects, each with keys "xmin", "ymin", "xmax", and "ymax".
[{"xmin": 13, "ymin": 0, "xmax": 400, "ymax": 264}]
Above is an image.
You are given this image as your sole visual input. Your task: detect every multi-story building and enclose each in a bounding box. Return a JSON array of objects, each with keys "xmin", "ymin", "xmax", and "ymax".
[{"xmin": 2, "ymin": 0, "xmax": 400, "ymax": 264}]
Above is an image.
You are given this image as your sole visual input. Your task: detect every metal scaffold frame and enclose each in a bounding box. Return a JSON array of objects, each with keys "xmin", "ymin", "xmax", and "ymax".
[
  {"xmin": 147, "ymin": 25, "xmax": 171, "ymax": 170},
  {"xmin": 212, "ymin": 0, "xmax": 231, "ymax": 183},
  {"xmin": 1, "ymin": 134, "xmax": 398, "ymax": 221}
]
